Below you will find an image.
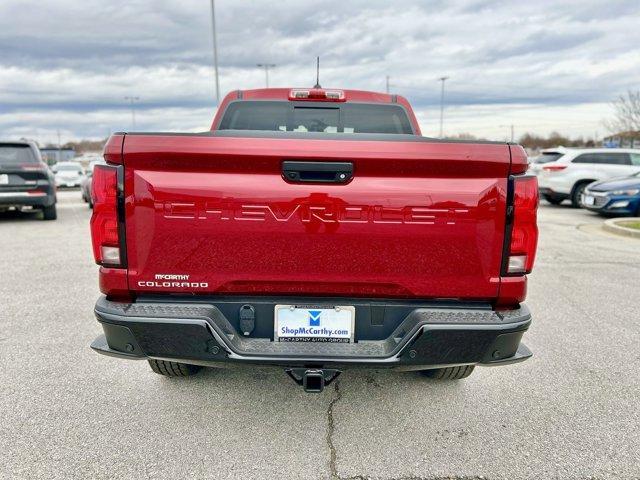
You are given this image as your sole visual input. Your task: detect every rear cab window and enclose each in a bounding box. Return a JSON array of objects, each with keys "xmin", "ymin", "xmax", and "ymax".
[
  {"xmin": 218, "ymin": 101, "xmax": 414, "ymax": 135},
  {"xmin": 532, "ymin": 153, "xmax": 563, "ymax": 164},
  {"xmin": 0, "ymin": 144, "xmax": 38, "ymax": 166}
]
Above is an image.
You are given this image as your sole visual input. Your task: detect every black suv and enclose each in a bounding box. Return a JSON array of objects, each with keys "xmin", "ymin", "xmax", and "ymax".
[{"xmin": 0, "ymin": 141, "xmax": 57, "ymax": 220}]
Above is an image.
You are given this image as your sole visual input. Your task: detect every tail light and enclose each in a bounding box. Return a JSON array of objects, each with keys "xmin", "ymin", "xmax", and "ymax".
[
  {"xmin": 289, "ymin": 89, "xmax": 346, "ymax": 102},
  {"xmin": 505, "ymin": 176, "xmax": 538, "ymax": 274},
  {"xmin": 90, "ymin": 164, "xmax": 123, "ymax": 267},
  {"xmin": 542, "ymin": 164, "xmax": 567, "ymax": 172}
]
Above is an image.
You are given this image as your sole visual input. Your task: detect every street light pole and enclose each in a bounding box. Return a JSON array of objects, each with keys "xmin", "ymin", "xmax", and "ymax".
[
  {"xmin": 210, "ymin": 0, "xmax": 220, "ymax": 105},
  {"xmin": 438, "ymin": 76, "xmax": 449, "ymax": 138},
  {"xmin": 500, "ymin": 124, "xmax": 515, "ymax": 142},
  {"xmin": 124, "ymin": 96, "xmax": 139, "ymax": 129},
  {"xmin": 57, "ymin": 129, "xmax": 61, "ymax": 161},
  {"xmin": 386, "ymin": 75, "xmax": 390, "ymax": 94},
  {"xmin": 257, "ymin": 63, "xmax": 276, "ymax": 88}
]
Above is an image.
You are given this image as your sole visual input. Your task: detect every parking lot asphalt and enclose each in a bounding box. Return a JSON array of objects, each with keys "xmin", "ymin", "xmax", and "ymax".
[{"xmin": 1, "ymin": 191, "xmax": 639, "ymax": 480}]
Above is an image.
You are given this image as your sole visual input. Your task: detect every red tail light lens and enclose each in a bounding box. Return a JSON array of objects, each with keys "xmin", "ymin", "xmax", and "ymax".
[
  {"xmin": 542, "ymin": 164, "xmax": 567, "ymax": 172},
  {"xmin": 507, "ymin": 176, "xmax": 538, "ymax": 274},
  {"xmin": 90, "ymin": 165, "xmax": 122, "ymax": 266}
]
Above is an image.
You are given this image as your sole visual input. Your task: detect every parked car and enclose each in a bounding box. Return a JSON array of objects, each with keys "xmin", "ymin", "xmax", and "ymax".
[
  {"xmin": 81, "ymin": 159, "xmax": 106, "ymax": 207},
  {"xmin": 582, "ymin": 172, "xmax": 640, "ymax": 216},
  {"xmin": 528, "ymin": 147, "xmax": 567, "ymax": 175},
  {"xmin": 52, "ymin": 161, "xmax": 84, "ymax": 188},
  {"xmin": 0, "ymin": 140, "xmax": 57, "ymax": 220},
  {"xmin": 89, "ymin": 87, "xmax": 538, "ymax": 392},
  {"xmin": 536, "ymin": 148, "xmax": 640, "ymax": 207}
]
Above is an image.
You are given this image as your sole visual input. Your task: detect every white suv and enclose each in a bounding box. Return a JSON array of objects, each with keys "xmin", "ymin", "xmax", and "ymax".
[{"xmin": 536, "ymin": 148, "xmax": 640, "ymax": 206}]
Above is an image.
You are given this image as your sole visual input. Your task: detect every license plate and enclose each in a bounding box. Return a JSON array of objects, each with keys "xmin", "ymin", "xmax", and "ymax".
[
  {"xmin": 0, "ymin": 174, "xmax": 8, "ymax": 185},
  {"xmin": 66, "ymin": 182, "xmax": 75, "ymax": 187},
  {"xmin": 274, "ymin": 305, "xmax": 355, "ymax": 343},
  {"xmin": 583, "ymin": 195, "xmax": 595, "ymax": 206}
]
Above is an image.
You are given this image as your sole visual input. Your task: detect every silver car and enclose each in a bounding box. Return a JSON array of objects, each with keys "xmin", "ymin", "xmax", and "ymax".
[
  {"xmin": 81, "ymin": 159, "xmax": 106, "ymax": 207},
  {"xmin": 52, "ymin": 161, "xmax": 84, "ymax": 188}
]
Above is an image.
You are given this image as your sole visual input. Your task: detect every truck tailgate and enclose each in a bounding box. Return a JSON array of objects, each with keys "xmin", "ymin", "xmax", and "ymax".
[{"xmin": 122, "ymin": 133, "xmax": 510, "ymax": 300}]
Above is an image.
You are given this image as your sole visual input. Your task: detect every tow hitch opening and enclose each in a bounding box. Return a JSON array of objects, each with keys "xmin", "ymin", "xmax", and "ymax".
[{"xmin": 285, "ymin": 368, "xmax": 341, "ymax": 393}]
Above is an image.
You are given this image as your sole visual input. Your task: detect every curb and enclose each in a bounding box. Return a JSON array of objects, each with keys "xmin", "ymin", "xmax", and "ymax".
[{"xmin": 603, "ymin": 217, "xmax": 640, "ymax": 239}]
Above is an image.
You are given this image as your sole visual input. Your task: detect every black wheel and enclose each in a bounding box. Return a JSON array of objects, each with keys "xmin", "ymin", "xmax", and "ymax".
[
  {"xmin": 571, "ymin": 182, "xmax": 590, "ymax": 208},
  {"xmin": 543, "ymin": 194, "xmax": 563, "ymax": 205},
  {"xmin": 148, "ymin": 359, "xmax": 202, "ymax": 377},
  {"xmin": 420, "ymin": 365, "xmax": 475, "ymax": 380},
  {"xmin": 42, "ymin": 204, "xmax": 57, "ymax": 220}
]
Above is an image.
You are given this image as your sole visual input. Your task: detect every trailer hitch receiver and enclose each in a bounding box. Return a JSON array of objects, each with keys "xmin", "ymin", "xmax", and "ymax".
[{"xmin": 285, "ymin": 368, "xmax": 341, "ymax": 393}]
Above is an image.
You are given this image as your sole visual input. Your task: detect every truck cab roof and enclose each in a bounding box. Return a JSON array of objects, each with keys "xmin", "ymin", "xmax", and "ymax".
[
  {"xmin": 211, "ymin": 87, "xmax": 421, "ymax": 135},
  {"xmin": 229, "ymin": 87, "xmax": 403, "ymax": 103}
]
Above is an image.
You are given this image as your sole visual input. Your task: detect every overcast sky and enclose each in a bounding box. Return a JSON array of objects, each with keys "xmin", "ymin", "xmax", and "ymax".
[{"xmin": 1, "ymin": 0, "xmax": 638, "ymax": 144}]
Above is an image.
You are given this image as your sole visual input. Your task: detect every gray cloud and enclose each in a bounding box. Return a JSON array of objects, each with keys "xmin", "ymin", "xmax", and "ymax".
[{"xmin": 0, "ymin": 0, "xmax": 638, "ymax": 141}]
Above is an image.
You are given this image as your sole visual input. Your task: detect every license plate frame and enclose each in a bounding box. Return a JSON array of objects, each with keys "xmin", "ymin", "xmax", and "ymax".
[{"xmin": 274, "ymin": 305, "xmax": 355, "ymax": 343}]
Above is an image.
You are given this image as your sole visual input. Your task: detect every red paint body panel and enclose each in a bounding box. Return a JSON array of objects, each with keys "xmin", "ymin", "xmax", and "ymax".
[
  {"xmin": 509, "ymin": 144, "xmax": 529, "ymax": 175},
  {"xmin": 121, "ymin": 134, "xmax": 511, "ymax": 300},
  {"xmin": 103, "ymin": 134, "xmax": 124, "ymax": 165}
]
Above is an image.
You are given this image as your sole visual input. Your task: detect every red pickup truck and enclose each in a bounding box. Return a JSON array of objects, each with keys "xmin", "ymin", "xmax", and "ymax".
[{"xmin": 90, "ymin": 87, "xmax": 538, "ymax": 392}]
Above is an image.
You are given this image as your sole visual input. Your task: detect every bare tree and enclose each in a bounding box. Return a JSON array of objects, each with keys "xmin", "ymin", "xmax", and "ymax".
[{"xmin": 605, "ymin": 90, "xmax": 640, "ymax": 133}]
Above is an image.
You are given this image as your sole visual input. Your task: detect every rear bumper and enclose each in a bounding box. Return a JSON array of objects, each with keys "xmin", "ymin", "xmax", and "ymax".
[
  {"xmin": 0, "ymin": 191, "xmax": 55, "ymax": 207},
  {"xmin": 538, "ymin": 176, "xmax": 572, "ymax": 195},
  {"xmin": 539, "ymin": 187, "xmax": 569, "ymax": 200},
  {"xmin": 91, "ymin": 296, "xmax": 532, "ymax": 370},
  {"xmin": 55, "ymin": 179, "xmax": 82, "ymax": 188}
]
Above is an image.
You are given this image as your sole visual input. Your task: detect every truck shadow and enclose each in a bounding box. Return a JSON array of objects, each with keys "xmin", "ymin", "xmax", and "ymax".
[
  {"xmin": 153, "ymin": 366, "xmax": 463, "ymax": 402},
  {"xmin": 0, "ymin": 209, "xmax": 43, "ymax": 222}
]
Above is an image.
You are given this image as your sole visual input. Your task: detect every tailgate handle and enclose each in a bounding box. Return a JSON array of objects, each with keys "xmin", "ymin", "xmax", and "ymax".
[{"xmin": 282, "ymin": 161, "xmax": 353, "ymax": 183}]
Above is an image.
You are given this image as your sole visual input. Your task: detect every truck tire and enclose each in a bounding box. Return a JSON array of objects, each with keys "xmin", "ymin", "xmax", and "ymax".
[
  {"xmin": 420, "ymin": 365, "xmax": 475, "ymax": 380},
  {"xmin": 42, "ymin": 204, "xmax": 57, "ymax": 220},
  {"xmin": 148, "ymin": 359, "xmax": 202, "ymax": 377}
]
